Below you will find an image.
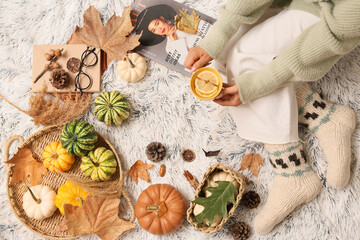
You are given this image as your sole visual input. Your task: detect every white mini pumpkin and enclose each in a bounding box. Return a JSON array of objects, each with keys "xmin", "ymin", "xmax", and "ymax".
[
  {"xmin": 116, "ymin": 53, "xmax": 147, "ymax": 83},
  {"xmin": 23, "ymin": 185, "xmax": 57, "ymax": 220}
]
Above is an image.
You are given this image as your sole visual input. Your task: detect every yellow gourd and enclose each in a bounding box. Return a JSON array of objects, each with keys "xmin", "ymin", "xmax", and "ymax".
[
  {"xmin": 55, "ymin": 181, "xmax": 89, "ymax": 215},
  {"xmin": 42, "ymin": 141, "xmax": 75, "ymax": 172},
  {"xmin": 116, "ymin": 53, "xmax": 147, "ymax": 83},
  {"xmin": 23, "ymin": 185, "xmax": 57, "ymax": 220}
]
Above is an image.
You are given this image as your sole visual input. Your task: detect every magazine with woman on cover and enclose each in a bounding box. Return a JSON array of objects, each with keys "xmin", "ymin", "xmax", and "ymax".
[{"xmin": 131, "ymin": 0, "xmax": 215, "ymax": 77}]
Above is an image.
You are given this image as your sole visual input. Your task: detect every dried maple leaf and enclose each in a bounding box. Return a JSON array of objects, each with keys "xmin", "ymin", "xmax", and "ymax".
[
  {"xmin": 63, "ymin": 195, "xmax": 134, "ymax": 240},
  {"xmin": 175, "ymin": 9, "xmax": 200, "ymax": 34},
  {"xmin": 75, "ymin": 6, "xmax": 141, "ymax": 63},
  {"xmin": 238, "ymin": 153, "xmax": 264, "ymax": 177},
  {"xmin": 128, "ymin": 160, "xmax": 154, "ymax": 184},
  {"xmin": 6, "ymin": 148, "xmax": 48, "ymax": 186}
]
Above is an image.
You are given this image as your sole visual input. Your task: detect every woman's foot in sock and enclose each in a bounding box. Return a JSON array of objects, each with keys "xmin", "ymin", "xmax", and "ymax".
[
  {"xmin": 296, "ymin": 83, "xmax": 356, "ymax": 188},
  {"xmin": 254, "ymin": 142, "xmax": 322, "ymax": 235}
]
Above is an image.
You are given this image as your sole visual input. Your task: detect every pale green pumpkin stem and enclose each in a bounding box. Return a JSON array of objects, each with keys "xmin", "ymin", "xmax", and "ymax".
[
  {"xmin": 125, "ymin": 55, "xmax": 135, "ymax": 68},
  {"xmin": 76, "ymin": 196, "xmax": 84, "ymax": 206},
  {"xmin": 88, "ymin": 155, "xmax": 99, "ymax": 167},
  {"xmin": 26, "ymin": 185, "xmax": 41, "ymax": 204}
]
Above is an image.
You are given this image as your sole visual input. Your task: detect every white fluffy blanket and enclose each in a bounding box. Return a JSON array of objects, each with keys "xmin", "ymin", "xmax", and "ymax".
[{"xmin": 0, "ymin": 0, "xmax": 359, "ymax": 240}]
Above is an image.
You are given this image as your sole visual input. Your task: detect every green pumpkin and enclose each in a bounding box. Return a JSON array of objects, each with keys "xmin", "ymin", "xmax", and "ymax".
[
  {"xmin": 94, "ymin": 91, "xmax": 131, "ymax": 126},
  {"xmin": 80, "ymin": 147, "xmax": 117, "ymax": 181},
  {"xmin": 60, "ymin": 120, "xmax": 98, "ymax": 156}
]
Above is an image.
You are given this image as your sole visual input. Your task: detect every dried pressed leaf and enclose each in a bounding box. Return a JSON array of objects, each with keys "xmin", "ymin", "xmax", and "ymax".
[
  {"xmin": 238, "ymin": 153, "xmax": 264, "ymax": 177},
  {"xmin": 128, "ymin": 160, "xmax": 154, "ymax": 184},
  {"xmin": 175, "ymin": 9, "xmax": 200, "ymax": 34},
  {"xmin": 202, "ymin": 149, "xmax": 221, "ymax": 157},
  {"xmin": 75, "ymin": 6, "xmax": 141, "ymax": 63},
  {"xmin": 6, "ymin": 148, "xmax": 48, "ymax": 186},
  {"xmin": 63, "ymin": 195, "xmax": 134, "ymax": 240},
  {"xmin": 0, "ymin": 88, "xmax": 91, "ymax": 126}
]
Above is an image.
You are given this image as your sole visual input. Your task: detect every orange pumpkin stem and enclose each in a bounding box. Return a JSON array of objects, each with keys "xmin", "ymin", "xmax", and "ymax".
[{"xmin": 146, "ymin": 202, "xmax": 168, "ymax": 217}]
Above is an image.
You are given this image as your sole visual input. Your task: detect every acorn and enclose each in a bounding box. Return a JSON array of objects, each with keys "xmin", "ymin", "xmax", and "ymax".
[
  {"xmin": 44, "ymin": 53, "xmax": 52, "ymax": 61},
  {"xmin": 51, "ymin": 62, "xmax": 59, "ymax": 69},
  {"xmin": 49, "ymin": 49, "xmax": 55, "ymax": 57},
  {"xmin": 55, "ymin": 49, "xmax": 62, "ymax": 57}
]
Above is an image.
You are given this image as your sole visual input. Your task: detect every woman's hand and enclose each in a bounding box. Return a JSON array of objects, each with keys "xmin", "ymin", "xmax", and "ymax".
[
  {"xmin": 213, "ymin": 83, "xmax": 242, "ymax": 106},
  {"xmin": 168, "ymin": 27, "xmax": 178, "ymax": 41},
  {"xmin": 184, "ymin": 46, "xmax": 213, "ymax": 73}
]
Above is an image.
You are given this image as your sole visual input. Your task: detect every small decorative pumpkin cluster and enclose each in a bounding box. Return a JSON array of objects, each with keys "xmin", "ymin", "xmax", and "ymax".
[{"xmin": 23, "ymin": 120, "xmax": 119, "ymax": 221}]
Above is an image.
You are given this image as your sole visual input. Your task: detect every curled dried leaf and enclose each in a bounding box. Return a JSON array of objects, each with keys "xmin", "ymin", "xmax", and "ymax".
[
  {"xmin": 238, "ymin": 153, "xmax": 264, "ymax": 177},
  {"xmin": 128, "ymin": 160, "xmax": 154, "ymax": 184},
  {"xmin": 6, "ymin": 148, "xmax": 48, "ymax": 186}
]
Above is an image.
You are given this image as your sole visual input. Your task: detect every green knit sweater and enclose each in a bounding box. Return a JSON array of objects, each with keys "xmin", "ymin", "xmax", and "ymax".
[{"xmin": 198, "ymin": 0, "xmax": 360, "ymax": 103}]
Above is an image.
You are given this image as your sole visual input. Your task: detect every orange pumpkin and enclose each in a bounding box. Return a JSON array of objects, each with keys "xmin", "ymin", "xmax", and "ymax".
[{"xmin": 135, "ymin": 184, "xmax": 187, "ymax": 235}]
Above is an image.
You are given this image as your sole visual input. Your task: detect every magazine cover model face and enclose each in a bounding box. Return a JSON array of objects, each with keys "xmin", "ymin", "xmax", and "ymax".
[{"xmin": 135, "ymin": 4, "xmax": 177, "ymax": 46}]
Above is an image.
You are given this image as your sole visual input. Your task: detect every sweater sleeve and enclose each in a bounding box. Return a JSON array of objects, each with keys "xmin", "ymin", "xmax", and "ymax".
[
  {"xmin": 235, "ymin": 1, "xmax": 360, "ymax": 103},
  {"xmin": 198, "ymin": 0, "xmax": 274, "ymax": 58}
]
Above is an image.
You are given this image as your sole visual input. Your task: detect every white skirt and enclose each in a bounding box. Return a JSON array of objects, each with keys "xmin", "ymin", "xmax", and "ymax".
[{"xmin": 214, "ymin": 9, "xmax": 320, "ymax": 144}]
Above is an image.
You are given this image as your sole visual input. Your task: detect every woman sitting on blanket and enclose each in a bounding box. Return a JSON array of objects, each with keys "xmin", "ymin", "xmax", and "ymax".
[{"xmin": 184, "ymin": 0, "xmax": 359, "ymax": 235}]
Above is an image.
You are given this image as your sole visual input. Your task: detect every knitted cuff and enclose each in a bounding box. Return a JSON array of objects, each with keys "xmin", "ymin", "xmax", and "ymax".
[{"xmin": 234, "ymin": 59, "xmax": 294, "ymax": 103}]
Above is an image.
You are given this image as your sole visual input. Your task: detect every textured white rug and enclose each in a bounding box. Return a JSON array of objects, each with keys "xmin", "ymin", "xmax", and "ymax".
[{"xmin": 0, "ymin": 0, "xmax": 359, "ymax": 240}]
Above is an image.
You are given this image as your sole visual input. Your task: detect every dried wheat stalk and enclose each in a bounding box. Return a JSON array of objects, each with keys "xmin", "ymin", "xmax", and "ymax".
[{"xmin": 0, "ymin": 88, "xmax": 91, "ymax": 126}]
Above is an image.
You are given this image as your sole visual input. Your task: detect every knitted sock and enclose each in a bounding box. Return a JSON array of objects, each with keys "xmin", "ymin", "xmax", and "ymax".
[
  {"xmin": 253, "ymin": 141, "xmax": 321, "ymax": 235},
  {"xmin": 296, "ymin": 83, "xmax": 356, "ymax": 188}
]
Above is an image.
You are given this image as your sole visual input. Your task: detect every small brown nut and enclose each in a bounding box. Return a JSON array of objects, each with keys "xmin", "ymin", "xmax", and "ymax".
[
  {"xmin": 44, "ymin": 53, "xmax": 52, "ymax": 61},
  {"xmin": 159, "ymin": 164, "xmax": 166, "ymax": 177},
  {"xmin": 66, "ymin": 57, "xmax": 81, "ymax": 73},
  {"xmin": 51, "ymin": 62, "xmax": 59, "ymax": 69},
  {"xmin": 55, "ymin": 49, "xmax": 62, "ymax": 57},
  {"xmin": 44, "ymin": 64, "xmax": 50, "ymax": 70},
  {"xmin": 49, "ymin": 49, "xmax": 55, "ymax": 57}
]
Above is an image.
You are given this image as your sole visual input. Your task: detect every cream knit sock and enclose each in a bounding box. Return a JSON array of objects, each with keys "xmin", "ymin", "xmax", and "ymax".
[
  {"xmin": 253, "ymin": 141, "xmax": 321, "ymax": 235},
  {"xmin": 296, "ymin": 83, "xmax": 356, "ymax": 188}
]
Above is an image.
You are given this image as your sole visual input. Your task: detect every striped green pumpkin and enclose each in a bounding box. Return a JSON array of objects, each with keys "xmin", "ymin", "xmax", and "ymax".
[
  {"xmin": 80, "ymin": 147, "xmax": 117, "ymax": 181},
  {"xmin": 94, "ymin": 91, "xmax": 131, "ymax": 126},
  {"xmin": 60, "ymin": 120, "xmax": 98, "ymax": 156}
]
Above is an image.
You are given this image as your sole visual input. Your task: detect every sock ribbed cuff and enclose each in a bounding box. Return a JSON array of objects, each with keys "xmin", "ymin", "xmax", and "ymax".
[{"xmin": 265, "ymin": 141, "xmax": 310, "ymax": 175}]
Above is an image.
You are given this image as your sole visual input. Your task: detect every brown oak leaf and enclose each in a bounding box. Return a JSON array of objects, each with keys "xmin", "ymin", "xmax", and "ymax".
[
  {"xmin": 63, "ymin": 195, "xmax": 134, "ymax": 240},
  {"xmin": 128, "ymin": 160, "xmax": 154, "ymax": 184},
  {"xmin": 6, "ymin": 148, "xmax": 48, "ymax": 186},
  {"xmin": 238, "ymin": 153, "xmax": 264, "ymax": 177},
  {"xmin": 75, "ymin": 6, "xmax": 142, "ymax": 63}
]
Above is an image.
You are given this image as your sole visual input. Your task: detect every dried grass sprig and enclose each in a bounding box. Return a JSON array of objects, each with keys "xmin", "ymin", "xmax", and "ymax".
[{"xmin": 0, "ymin": 88, "xmax": 91, "ymax": 126}]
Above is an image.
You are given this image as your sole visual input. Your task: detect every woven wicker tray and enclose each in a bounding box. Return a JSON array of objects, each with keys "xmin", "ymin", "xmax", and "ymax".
[
  {"xmin": 3, "ymin": 125, "xmax": 135, "ymax": 239},
  {"xmin": 186, "ymin": 163, "xmax": 246, "ymax": 233}
]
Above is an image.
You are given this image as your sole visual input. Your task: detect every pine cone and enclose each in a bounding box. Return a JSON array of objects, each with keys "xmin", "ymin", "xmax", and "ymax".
[
  {"xmin": 49, "ymin": 69, "xmax": 69, "ymax": 89},
  {"xmin": 231, "ymin": 222, "xmax": 251, "ymax": 240},
  {"xmin": 241, "ymin": 191, "xmax": 260, "ymax": 209},
  {"xmin": 146, "ymin": 142, "xmax": 166, "ymax": 162}
]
